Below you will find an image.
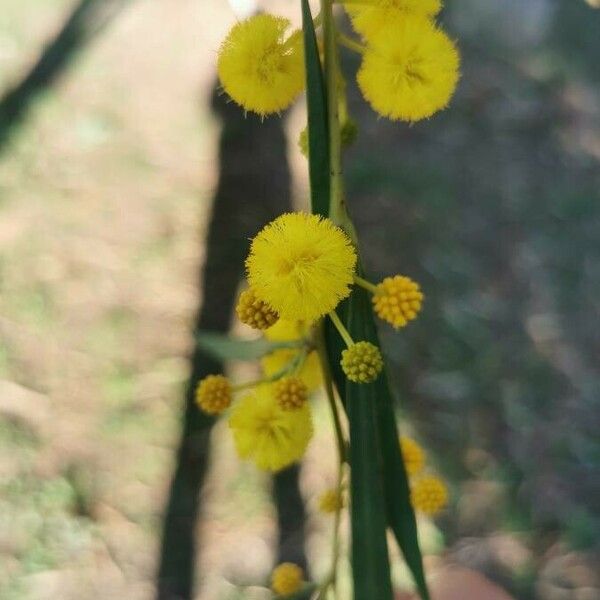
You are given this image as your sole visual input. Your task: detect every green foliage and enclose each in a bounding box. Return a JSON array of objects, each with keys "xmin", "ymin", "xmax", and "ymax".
[
  {"xmin": 196, "ymin": 332, "xmax": 298, "ymax": 362},
  {"xmin": 302, "ymin": 3, "xmax": 430, "ymax": 598}
]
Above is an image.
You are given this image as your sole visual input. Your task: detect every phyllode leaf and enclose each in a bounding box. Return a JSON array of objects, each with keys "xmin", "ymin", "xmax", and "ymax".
[
  {"xmin": 333, "ymin": 276, "xmax": 431, "ymax": 600},
  {"xmin": 346, "ymin": 286, "xmax": 394, "ymax": 600},
  {"xmin": 301, "ymin": 0, "xmax": 330, "ymax": 218}
]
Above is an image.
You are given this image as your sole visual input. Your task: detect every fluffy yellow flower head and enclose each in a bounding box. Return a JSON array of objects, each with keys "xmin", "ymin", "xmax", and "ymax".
[
  {"xmin": 246, "ymin": 213, "xmax": 357, "ymax": 322},
  {"xmin": 400, "ymin": 435, "xmax": 426, "ymax": 476},
  {"xmin": 195, "ymin": 375, "xmax": 232, "ymax": 415},
  {"xmin": 229, "ymin": 386, "xmax": 313, "ymax": 472},
  {"xmin": 236, "ymin": 287, "xmax": 279, "ymax": 330},
  {"xmin": 346, "ymin": 0, "xmax": 442, "ymax": 40},
  {"xmin": 411, "ymin": 475, "xmax": 448, "ymax": 516},
  {"xmin": 271, "ymin": 562, "xmax": 304, "ymax": 596},
  {"xmin": 341, "ymin": 341, "xmax": 383, "ymax": 383},
  {"xmin": 318, "ymin": 488, "xmax": 345, "ymax": 514},
  {"xmin": 217, "ymin": 14, "xmax": 304, "ymax": 116},
  {"xmin": 262, "ymin": 319, "xmax": 322, "ymax": 391},
  {"xmin": 357, "ymin": 17, "xmax": 460, "ymax": 122},
  {"xmin": 373, "ymin": 275, "xmax": 424, "ymax": 329}
]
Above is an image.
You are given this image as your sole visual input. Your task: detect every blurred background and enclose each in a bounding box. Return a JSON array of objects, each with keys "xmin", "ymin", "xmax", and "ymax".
[{"xmin": 0, "ymin": 1, "xmax": 599, "ymax": 599}]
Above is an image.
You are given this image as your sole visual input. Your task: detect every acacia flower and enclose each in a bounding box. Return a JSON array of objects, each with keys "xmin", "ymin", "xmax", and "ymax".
[
  {"xmin": 271, "ymin": 562, "xmax": 304, "ymax": 596},
  {"xmin": 217, "ymin": 14, "xmax": 304, "ymax": 116},
  {"xmin": 373, "ymin": 275, "xmax": 423, "ymax": 328},
  {"xmin": 235, "ymin": 287, "xmax": 279, "ymax": 330},
  {"xmin": 411, "ymin": 475, "xmax": 449, "ymax": 516},
  {"xmin": 229, "ymin": 386, "xmax": 313, "ymax": 472},
  {"xmin": 400, "ymin": 435, "xmax": 426, "ymax": 476},
  {"xmin": 345, "ymin": 0, "xmax": 442, "ymax": 40},
  {"xmin": 195, "ymin": 374, "xmax": 231, "ymax": 415},
  {"xmin": 357, "ymin": 17, "xmax": 460, "ymax": 122},
  {"xmin": 274, "ymin": 376, "xmax": 309, "ymax": 410},
  {"xmin": 246, "ymin": 213, "xmax": 357, "ymax": 323},
  {"xmin": 341, "ymin": 341, "xmax": 383, "ymax": 383}
]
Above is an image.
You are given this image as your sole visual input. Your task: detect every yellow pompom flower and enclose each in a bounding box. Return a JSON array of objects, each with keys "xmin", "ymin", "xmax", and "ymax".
[
  {"xmin": 346, "ymin": 0, "xmax": 442, "ymax": 40},
  {"xmin": 246, "ymin": 213, "xmax": 357, "ymax": 323},
  {"xmin": 274, "ymin": 376, "xmax": 308, "ymax": 410},
  {"xmin": 373, "ymin": 275, "xmax": 423, "ymax": 329},
  {"xmin": 217, "ymin": 14, "xmax": 304, "ymax": 116},
  {"xmin": 229, "ymin": 386, "xmax": 313, "ymax": 472},
  {"xmin": 271, "ymin": 562, "xmax": 304, "ymax": 596},
  {"xmin": 400, "ymin": 436, "xmax": 426, "ymax": 476},
  {"xmin": 318, "ymin": 488, "xmax": 345, "ymax": 514},
  {"xmin": 411, "ymin": 475, "xmax": 449, "ymax": 516},
  {"xmin": 357, "ymin": 17, "xmax": 460, "ymax": 122},
  {"xmin": 235, "ymin": 288, "xmax": 279, "ymax": 330},
  {"xmin": 195, "ymin": 374, "xmax": 232, "ymax": 415},
  {"xmin": 341, "ymin": 341, "xmax": 383, "ymax": 383}
]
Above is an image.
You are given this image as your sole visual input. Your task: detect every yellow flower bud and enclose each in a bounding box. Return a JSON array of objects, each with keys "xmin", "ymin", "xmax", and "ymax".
[
  {"xmin": 373, "ymin": 275, "xmax": 423, "ymax": 329},
  {"xmin": 274, "ymin": 376, "xmax": 309, "ymax": 410},
  {"xmin": 411, "ymin": 475, "xmax": 448, "ymax": 516},
  {"xmin": 195, "ymin": 375, "xmax": 231, "ymax": 415},
  {"xmin": 341, "ymin": 341, "xmax": 383, "ymax": 384},
  {"xmin": 235, "ymin": 288, "xmax": 279, "ymax": 330},
  {"xmin": 400, "ymin": 436, "xmax": 426, "ymax": 476},
  {"xmin": 271, "ymin": 562, "xmax": 304, "ymax": 596}
]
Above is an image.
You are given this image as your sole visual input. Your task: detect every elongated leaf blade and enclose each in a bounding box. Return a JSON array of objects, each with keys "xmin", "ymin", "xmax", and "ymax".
[
  {"xmin": 330, "ymin": 274, "xmax": 430, "ymax": 600},
  {"xmin": 375, "ymin": 375, "xmax": 430, "ymax": 600},
  {"xmin": 300, "ymin": 0, "xmax": 330, "ymax": 218},
  {"xmin": 345, "ymin": 288, "xmax": 394, "ymax": 600}
]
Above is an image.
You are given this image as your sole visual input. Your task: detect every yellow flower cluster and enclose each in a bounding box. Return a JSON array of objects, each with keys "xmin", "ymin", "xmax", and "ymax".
[
  {"xmin": 341, "ymin": 341, "xmax": 383, "ymax": 383},
  {"xmin": 411, "ymin": 475, "xmax": 448, "ymax": 516},
  {"xmin": 400, "ymin": 435, "xmax": 449, "ymax": 516},
  {"xmin": 373, "ymin": 275, "xmax": 423, "ymax": 329},
  {"xmin": 400, "ymin": 435, "xmax": 426, "ymax": 476},
  {"xmin": 271, "ymin": 562, "xmax": 304, "ymax": 596},
  {"xmin": 346, "ymin": 0, "xmax": 442, "ymax": 39},
  {"xmin": 357, "ymin": 19, "xmax": 459, "ymax": 122},
  {"xmin": 217, "ymin": 14, "xmax": 304, "ymax": 116},
  {"xmin": 217, "ymin": 4, "xmax": 458, "ymax": 123},
  {"xmin": 247, "ymin": 212, "xmax": 357, "ymax": 323},
  {"xmin": 235, "ymin": 287, "xmax": 279, "ymax": 330},
  {"xmin": 229, "ymin": 386, "xmax": 313, "ymax": 472},
  {"xmin": 195, "ymin": 211, "xmax": 428, "ymax": 473},
  {"xmin": 275, "ymin": 376, "xmax": 309, "ymax": 410},
  {"xmin": 195, "ymin": 375, "xmax": 231, "ymax": 415}
]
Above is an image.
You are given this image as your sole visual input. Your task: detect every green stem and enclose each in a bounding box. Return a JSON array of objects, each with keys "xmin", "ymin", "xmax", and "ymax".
[
  {"xmin": 354, "ymin": 274, "xmax": 378, "ymax": 294},
  {"xmin": 232, "ymin": 346, "xmax": 308, "ymax": 391},
  {"xmin": 317, "ymin": 325, "xmax": 347, "ymax": 462},
  {"xmin": 320, "ymin": 0, "xmax": 356, "ymax": 242},
  {"xmin": 328, "ymin": 310, "xmax": 354, "ymax": 348},
  {"xmin": 337, "ymin": 32, "xmax": 365, "ymax": 54}
]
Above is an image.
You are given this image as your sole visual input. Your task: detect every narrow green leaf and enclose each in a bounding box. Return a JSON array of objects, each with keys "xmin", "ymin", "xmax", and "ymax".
[
  {"xmin": 196, "ymin": 332, "xmax": 296, "ymax": 362},
  {"xmin": 353, "ymin": 288, "xmax": 430, "ymax": 600},
  {"xmin": 375, "ymin": 377, "xmax": 430, "ymax": 600},
  {"xmin": 345, "ymin": 288, "xmax": 394, "ymax": 600},
  {"xmin": 301, "ymin": 0, "xmax": 330, "ymax": 218},
  {"xmin": 329, "ymin": 274, "xmax": 431, "ymax": 600}
]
